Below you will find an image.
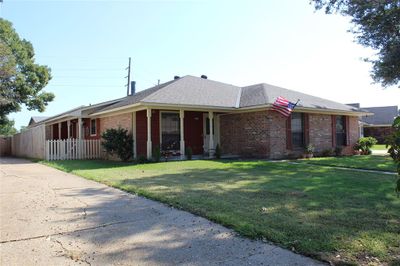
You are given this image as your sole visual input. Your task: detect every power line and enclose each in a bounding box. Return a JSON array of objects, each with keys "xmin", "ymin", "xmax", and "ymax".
[
  {"xmin": 48, "ymin": 85, "xmax": 125, "ymax": 87},
  {"xmin": 51, "ymin": 68, "xmax": 124, "ymax": 71}
]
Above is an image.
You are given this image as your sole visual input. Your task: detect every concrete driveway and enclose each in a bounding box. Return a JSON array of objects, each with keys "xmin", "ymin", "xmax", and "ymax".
[{"xmin": 0, "ymin": 157, "xmax": 323, "ymax": 266}]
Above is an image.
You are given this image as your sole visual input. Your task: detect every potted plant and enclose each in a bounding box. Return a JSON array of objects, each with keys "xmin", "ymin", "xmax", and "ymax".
[{"xmin": 304, "ymin": 144, "xmax": 315, "ymax": 159}]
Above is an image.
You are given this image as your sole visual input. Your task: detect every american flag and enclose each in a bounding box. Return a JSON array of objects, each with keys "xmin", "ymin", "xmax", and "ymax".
[{"xmin": 272, "ymin": 96, "xmax": 298, "ymax": 117}]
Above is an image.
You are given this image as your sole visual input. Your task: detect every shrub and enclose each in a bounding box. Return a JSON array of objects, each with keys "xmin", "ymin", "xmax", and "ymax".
[
  {"xmin": 186, "ymin": 146, "xmax": 192, "ymax": 160},
  {"xmin": 153, "ymin": 146, "xmax": 161, "ymax": 162},
  {"xmin": 101, "ymin": 127, "xmax": 133, "ymax": 161},
  {"xmin": 215, "ymin": 144, "xmax": 221, "ymax": 159},
  {"xmin": 305, "ymin": 144, "xmax": 314, "ymax": 154},
  {"xmin": 334, "ymin": 146, "xmax": 343, "ymax": 156},
  {"xmin": 321, "ymin": 149, "xmax": 334, "ymax": 157},
  {"xmin": 353, "ymin": 142, "xmax": 361, "ymax": 151},
  {"xmin": 357, "ymin": 137, "xmax": 378, "ymax": 154},
  {"xmin": 137, "ymin": 155, "xmax": 148, "ymax": 164}
]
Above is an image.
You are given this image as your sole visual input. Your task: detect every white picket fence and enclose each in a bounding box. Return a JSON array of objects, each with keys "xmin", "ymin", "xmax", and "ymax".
[{"xmin": 45, "ymin": 139, "xmax": 102, "ymax": 160}]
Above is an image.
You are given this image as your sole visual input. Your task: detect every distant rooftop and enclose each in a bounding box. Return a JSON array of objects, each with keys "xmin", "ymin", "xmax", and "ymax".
[{"xmin": 361, "ymin": 105, "xmax": 399, "ymax": 125}]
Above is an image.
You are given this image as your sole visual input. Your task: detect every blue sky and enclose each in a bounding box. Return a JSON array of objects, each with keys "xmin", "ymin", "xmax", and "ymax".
[{"xmin": 1, "ymin": 0, "xmax": 399, "ymax": 129}]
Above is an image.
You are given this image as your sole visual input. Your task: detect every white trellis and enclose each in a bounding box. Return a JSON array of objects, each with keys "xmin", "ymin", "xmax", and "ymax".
[{"xmin": 45, "ymin": 139, "xmax": 102, "ymax": 160}]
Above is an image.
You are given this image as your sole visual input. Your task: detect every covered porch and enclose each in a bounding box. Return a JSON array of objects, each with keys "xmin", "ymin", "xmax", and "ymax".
[{"xmin": 132, "ymin": 108, "xmax": 222, "ymax": 159}]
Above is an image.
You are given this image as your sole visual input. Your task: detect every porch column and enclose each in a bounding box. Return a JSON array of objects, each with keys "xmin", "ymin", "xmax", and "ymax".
[
  {"xmin": 58, "ymin": 122, "xmax": 61, "ymax": 140},
  {"xmin": 132, "ymin": 112, "xmax": 137, "ymax": 159},
  {"xmin": 50, "ymin": 124, "xmax": 54, "ymax": 140},
  {"xmin": 208, "ymin": 111, "xmax": 214, "ymax": 158},
  {"xmin": 180, "ymin": 110, "xmax": 185, "ymax": 158},
  {"xmin": 146, "ymin": 108, "xmax": 152, "ymax": 159},
  {"xmin": 67, "ymin": 120, "xmax": 71, "ymax": 139},
  {"xmin": 78, "ymin": 118, "xmax": 82, "ymax": 140},
  {"xmin": 78, "ymin": 118, "xmax": 82, "ymax": 159}
]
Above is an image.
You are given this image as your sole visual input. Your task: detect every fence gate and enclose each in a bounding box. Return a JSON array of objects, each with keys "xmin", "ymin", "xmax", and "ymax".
[{"xmin": 46, "ymin": 139, "xmax": 101, "ymax": 160}]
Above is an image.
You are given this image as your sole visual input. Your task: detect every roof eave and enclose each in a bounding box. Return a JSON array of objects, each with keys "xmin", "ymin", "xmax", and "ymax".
[{"xmin": 238, "ymin": 104, "xmax": 372, "ymax": 116}]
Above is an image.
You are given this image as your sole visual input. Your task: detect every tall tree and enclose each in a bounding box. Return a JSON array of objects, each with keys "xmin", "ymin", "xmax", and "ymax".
[
  {"xmin": 0, "ymin": 118, "xmax": 17, "ymax": 136},
  {"xmin": 312, "ymin": 0, "xmax": 400, "ymax": 87},
  {"xmin": 0, "ymin": 18, "xmax": 54, "ymax": 127},
  {"xmin": 386, "ymin": 115, "xmax": 400, "ymax": 197}
]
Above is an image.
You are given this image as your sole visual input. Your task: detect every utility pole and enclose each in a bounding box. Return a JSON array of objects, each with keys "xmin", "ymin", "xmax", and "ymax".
[
  {"xmin": 125, "ymin": 57, "xmax": 131, "ymax": 96},
  {"xmin": 0, "ymin": 0, "xmax": 4, "ymax": 17},
  {"xmin": 158, "ymin": 79, "xmax": 160, "ymax": 86}
]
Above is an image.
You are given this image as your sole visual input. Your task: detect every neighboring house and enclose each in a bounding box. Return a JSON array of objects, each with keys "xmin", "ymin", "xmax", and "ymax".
[
  {"xmin": 356, "ymin": 105, "xmax": 398, "ymax": 143},
  {"xmin": 31, "ymin": 75, "xmax": 369, "ymax": 159},
  {"xmin": 28, "ymin": 116, "xmax": 49, "ymax": 128}
]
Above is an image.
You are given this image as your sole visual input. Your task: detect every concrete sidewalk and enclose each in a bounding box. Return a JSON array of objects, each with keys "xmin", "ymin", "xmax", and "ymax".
[{"xmin": 0, "ymin": 157, "xmax": 324, "ymax": 266}]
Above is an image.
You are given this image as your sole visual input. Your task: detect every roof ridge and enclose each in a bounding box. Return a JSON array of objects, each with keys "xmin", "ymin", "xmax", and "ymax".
[{"xmin": 235, "ymin": 87, "xmax": 242, "ymax": 108}]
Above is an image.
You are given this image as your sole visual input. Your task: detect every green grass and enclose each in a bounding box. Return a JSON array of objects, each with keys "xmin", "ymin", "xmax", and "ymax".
[
  {"xmin": 42, "ymin": 159, "xmax": 400, "ymax": 265},
  {"xmin": 298, "ymin": 155, "xmax": 397, "ymax": 173},
  {"xmin": 372, "ymin": 144, "xmax": 388, "ymax": 151}
]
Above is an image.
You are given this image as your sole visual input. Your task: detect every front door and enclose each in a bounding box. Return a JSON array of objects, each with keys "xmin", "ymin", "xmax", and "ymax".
[{"xmin": 203, "ymin": 114, "xmax": 219, "ymax": 153}]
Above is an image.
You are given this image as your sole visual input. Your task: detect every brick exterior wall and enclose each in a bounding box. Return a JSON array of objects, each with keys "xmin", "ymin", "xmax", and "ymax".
[
  {"xmin": 364, "ymin": 126, "xmax": 394, "ymax": 144},
  {"xmin": 220, "ymin": 111, "xmax": 360, "ymax": 158},
  {"xmin": 309, "ymin": 114, "xmax": 332, "ymax": 153},
  {"xmin": 266, "ymin": 111, "xmax": 288, "ymax": 159},
  {"xmin": 220, "ymin": 111, "xmax": 269, "ymax": 157},
  {"xmin": 99, "ymin": 113, "xmax": 132, "ymax": 135}
]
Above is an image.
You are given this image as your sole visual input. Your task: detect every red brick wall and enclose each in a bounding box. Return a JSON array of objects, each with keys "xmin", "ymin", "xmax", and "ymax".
[
  {"xmin": 364, "ymin": 126, "xmax": 394, "ymax": 144},
  {"xmin": 184, "ymin": 111, "xmax": 204, "ymax": 155},
  {"xmin": 100, "ymin": 113, "xmax": 132, "ymax": 135},
  {"xmin": 309, "ymin": 114, "xmax": 333, "ymax": 153},
  {"xmin": 220, "ymin": 111, "xmax": 269, "ymax": 157},
  {"xmin": 342, "ymin": 116, "xmax": 359, "ymax": 155},
  {"xmin": 266, "ymin": 111, "xmax": 288, "ymax": 159},
  {"xmin": 220, "ymin": 111, "xmax": 359, "ymax": 158}
]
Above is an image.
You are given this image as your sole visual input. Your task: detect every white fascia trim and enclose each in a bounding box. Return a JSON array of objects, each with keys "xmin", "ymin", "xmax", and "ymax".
[
  {"xmin": 91, "ymin": 101, "xmax": 372, "ymax": 118},
  {"xmin": 363, "ymin": 124, "xmax": 393, "ymax": 127}
]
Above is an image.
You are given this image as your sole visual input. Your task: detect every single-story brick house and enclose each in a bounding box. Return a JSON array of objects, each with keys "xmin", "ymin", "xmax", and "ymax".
[
  {"xmin": 36, "ymin": 75, "xmax": 369, "ymax": 159},
  {"xmin": 358, "ymin": 105, "xmax": 398, "ymax": 144}
]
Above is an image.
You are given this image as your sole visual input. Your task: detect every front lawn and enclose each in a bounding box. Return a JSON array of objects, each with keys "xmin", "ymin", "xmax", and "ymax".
[
  {"xmin": 298, "ymin": 155, "xmax": 397, "ymax": 172},
  {"xmin": 42, "ymin": 159, "xmax": 400, "ymax": 265},
  {"xmin": 372, "ymin": 144, "xmax": 388, "ymax": 151}
]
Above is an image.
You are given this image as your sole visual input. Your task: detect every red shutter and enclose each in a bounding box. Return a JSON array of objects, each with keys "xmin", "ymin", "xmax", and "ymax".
[
  {"xmin": 345, "ymin": 116, "xmax": 350, "ymax": 146},
  {"xmin": 286, "ymin": 115, "xmax": 292, "ymax": 150},
  {"xmin": 331, "ymin": 115, "xmax": 336, "ymax": 148},
  {"xmin": 304, "ymin": 113, "xmax": 310, "ymax": 146}
]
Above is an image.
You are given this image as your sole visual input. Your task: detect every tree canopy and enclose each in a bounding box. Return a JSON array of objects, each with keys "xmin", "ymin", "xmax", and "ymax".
[
  {"xmin": 0, "ymin": 18, "xmax": 54, "ymax": 127},
  {"xmin": 312, "ymin": 0, "xmax": 400, "ymax": 87}
]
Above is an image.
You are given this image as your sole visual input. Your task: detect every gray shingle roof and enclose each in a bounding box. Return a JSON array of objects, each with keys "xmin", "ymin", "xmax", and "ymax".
[
  {"xmin": 92, "ymin": 75, "xmax": 367, "ymax": 115},
  {"xmin": 28, "ymin": 116, "xmax": 49, "ymax": 127},
  {"xmin": 98, "ymin": 79, "xmax": 178, "ymax": 112},
  {"xmin": 142, "ymin": 76, "xmax": 241, "ymax": 108},
  {"xmin": 361, "ymin": 106, "xmax": 399, "ymax": 125},
  {"xmin": 240, "ymin": 83, "xmax": 360, "ymax": 112}
]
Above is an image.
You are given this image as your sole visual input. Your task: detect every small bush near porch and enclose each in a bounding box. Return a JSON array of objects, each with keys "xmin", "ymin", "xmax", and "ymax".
[{"xmin": 42, "ymin": 159, "xmax": 399, "ymax": 265}]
